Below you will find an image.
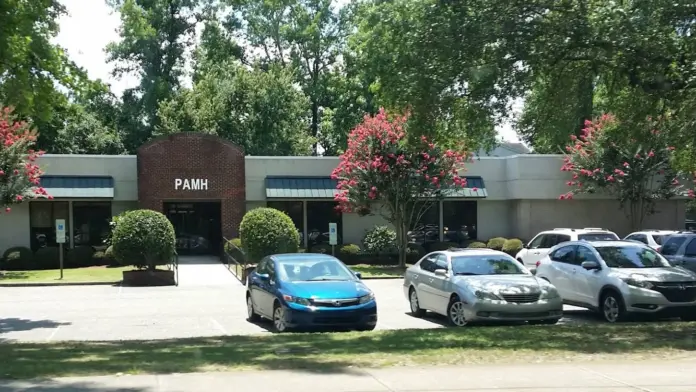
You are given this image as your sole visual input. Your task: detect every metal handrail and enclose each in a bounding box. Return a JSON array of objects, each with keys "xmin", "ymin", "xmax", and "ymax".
[
  {"xmin": 166, "ymin": 252, "xmax": 179, "ymax": 286},
  {"xmin": 221, "ymin": 237, "xmax": 247, "ymax": 283}
]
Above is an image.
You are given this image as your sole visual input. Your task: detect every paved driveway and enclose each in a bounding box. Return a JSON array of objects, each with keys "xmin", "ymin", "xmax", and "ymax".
[{"xmin": 0, "ymin": 275, "xmax": 599, "ymax": 342}]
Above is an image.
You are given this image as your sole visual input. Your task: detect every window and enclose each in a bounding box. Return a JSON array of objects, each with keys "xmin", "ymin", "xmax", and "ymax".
[
  {"xmin": 276, "ymin": 256, "xmax": 354, "ymax": 282},
  {"xmin": 551, "ymin": 234, "xmax": 572, "ymax": 246},
  {"xmin": 528, "ymin": 234, "xmax": 547, "ymax": 249},
  {"xmin": 306, "ymin": 201, "xmax": 342, "ymax": 246},
  {"xmin": 578, "ymin": 232, "xmax": 619, "ymax": 241},
  {"xmin": 627, "ymin": 234, "xmax": 648, "ymax": 244},
  {"xmin": 73, "ymin": 202, "xmax": 112, "ymax": 247},
  {"xmin": 256, "ymin": 258, "xmax": 271, "ymax": 275},
  {"xmin": 29, "ymin": 201, "xmax": 69, "ymax": 250},
  {"xmin": 551, "ymin": 246, "xmax": 576, "ymax": 264},
  {"xmin": 442, "ymin": 201, "xmax": 477, "ymax": 244},
  {"xmin": 267, "ymin": 201, "xmax": 304, "ymax": 240},
  {"xmin": 434, "ymin": 254, "xmax": 448, "ymax": 271},
  {"xmin": 576, "ymin": 246, "xmax": 598, "ymax": 263},
  {"xmin": 419, "ymin": 254, "xmax": 438, "ymax": 272},
  {"xmin": 451, "ymin": 255, "xmax": 526, "ymax": 275},
  {"xmin": 684, "ymin": 239, "xmax": 696, "ymax": 257},
  {"xmin": 408, "ymin": 203, "xmax": 440, "ymax": 246},
  {"xmin": 661, "ymin": 237, "xmax": 687, "ymax": 256},
  {"xmin": 596, "ymin": 246, "xmax": 669, "ymax": 268},
  {"xmin": 651, "ymin": 235, "xmax": 667, "ymax": 245}
]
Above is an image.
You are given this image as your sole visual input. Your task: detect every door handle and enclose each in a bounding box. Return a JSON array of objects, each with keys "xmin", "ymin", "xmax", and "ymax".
[
  {"xmin": 533, "ymin": 251, "xmax": 541, "ymax": 255},
  {"xmin": 413, "ymin": 275, "xmax": 419, "ymax": 280},
  {"xmin": 429, "ymin": 278, "xmax": 434, "ymax": 283}
]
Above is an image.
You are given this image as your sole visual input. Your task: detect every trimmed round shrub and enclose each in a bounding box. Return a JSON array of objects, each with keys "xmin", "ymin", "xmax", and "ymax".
[
  {"xmin": 339, "ymin": 244, "xmax": 361, "ymax": 256},
  {"xmin": 428, "ymin": 241, "xmax": 459, "ymax": 251},
  {"xmin": 104, "ymin": 245, "xmax": 115, "ymax": 264},
  {"xmin": 67, "ymin": 245, "xmax": 96, "ymax": 267},
  {"xmin": 362, "ymin": 225, "xmax": 397, "ymax": 254},
  {"xmin": 467, "ymin": 241, "xmax": 488, "ymax": 249},
  {"xmin": 502, "ymin": 238, "xmax": 524, "ymax": 257},
  {"xmin": 487, "ymin": 237, "xmax": 507, "ymax": 251},
  {"xmin": 239, "ymin": 207, "xmax": 300, "ymax": 263},
  {"xmin": 111, "ymin": 209, "xmax": 176, "ymax": 270},
  {"xmin": 2, "ymin": 246, "xmax": 34, "ymax": 269},
  {"xmin": 310, "ymin": 243, "xmax": 332, "ymax": 254},
  {"xmin": 34, "ymin": 247, "xmax": 63, "ymax": 269},
  {"xmin": 92, "ymin": 250, "xmax": 107, "ymax": 265}
]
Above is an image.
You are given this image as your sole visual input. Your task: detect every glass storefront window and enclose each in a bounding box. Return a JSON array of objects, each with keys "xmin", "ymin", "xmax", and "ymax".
[
  {"xmin": 306, "ymin": 201, "xmax": 342, "ymax": 246},
  {"xmin": 73, "ymin": 202, "xmax": 112, "ymax": 248},
  {"xmin": 29, "ymin": 201, "xmax": 70, "ymax": 250},
  {"xmin": 408, "ymin": 203, "xmax": 440, "ymax": 246},
  {"xmin": 443, "ymin": 201, "xmax": 478, "ymax": 244},
  {"xmin": 267, "ymin": 201, "xmax": 304, "ymax": 243}
]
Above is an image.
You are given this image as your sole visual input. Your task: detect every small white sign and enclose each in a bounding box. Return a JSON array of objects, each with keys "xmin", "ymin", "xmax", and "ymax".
[
  {"xmin": 55, "ymin": 219, "xmax": 66, "ymax": 244},
  {"xmin": 174, "ymin": 178, "xmax": 209, "ymax": 191},
  {"xmin": 329, "ymin": 222, "xmax": 338, "ymax": 245}
]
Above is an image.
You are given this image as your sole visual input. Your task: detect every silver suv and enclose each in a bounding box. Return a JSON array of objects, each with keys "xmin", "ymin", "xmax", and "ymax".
[{"xmin": 535, "ymin": 240, "xmax": 696, "ymax": 323}]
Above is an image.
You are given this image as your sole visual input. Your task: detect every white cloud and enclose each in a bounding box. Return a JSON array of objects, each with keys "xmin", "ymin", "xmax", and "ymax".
[{"xmin": 54, "ymin": 0, "xmax": 522, "ymax": 142}]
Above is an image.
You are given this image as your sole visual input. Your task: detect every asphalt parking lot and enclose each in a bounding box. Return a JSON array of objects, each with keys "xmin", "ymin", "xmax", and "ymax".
[{"xmin": 0, "ymin": 278, "xmax": 601, "ymax": 342}]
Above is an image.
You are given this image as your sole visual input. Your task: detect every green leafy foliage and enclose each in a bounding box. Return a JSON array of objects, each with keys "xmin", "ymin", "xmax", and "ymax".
[
  {"xmin": 362, "ymin": 225, "xmax": 396, "ymax": 255},
  {"xmin": 486, "ymin": 237, "xmax": 507, "ymax": 251},
  {"xmin": 66, "ymin": 245, "xmax": 96, "ymax": 267},
  {"xmin": 502, "ymin": 239, "xmax": 524, "ymax": 257},
  {"xmin": 467, "ymin": 241, "xmax": 487, "ymax": 249},
  {"xmin": 111, "ymin": 209, "xmax": 176, "ymax": 270},
  {"xmin": 224, "ymin": 238, "xmax": 243, "ymax": 254},
  {"xmin": 310, "ymin": 243, "xmax": 332, "ymax": 254},
  {"xmin": 239, "ymin": 208, "xmax": 300, "ymax": 263},
  {"xmin": 2, "ymin": 246, "xmax": 33, "ymax": 269},
  {"xmin": 34, "ymin": 247, "xmax": 61, "ymax": 269}
]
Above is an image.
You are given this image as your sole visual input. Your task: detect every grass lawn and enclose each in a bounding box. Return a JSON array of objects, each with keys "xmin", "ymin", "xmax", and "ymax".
[
  {"xmin": 1, "ymin": 323, "xmax": 695, "ymax": 379},
  {"xmin": 0, "ymin": 266, "xmax": 129, "ymax": 284},
  {"xmin": 350, "ymin": 264, "xmax": 408, "ymax": 278}
]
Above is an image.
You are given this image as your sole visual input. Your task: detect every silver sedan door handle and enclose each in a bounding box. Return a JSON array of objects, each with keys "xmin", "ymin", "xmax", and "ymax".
[{"xmin": 413, "ymin": 274, "xmax": 419, "ymax": 280}]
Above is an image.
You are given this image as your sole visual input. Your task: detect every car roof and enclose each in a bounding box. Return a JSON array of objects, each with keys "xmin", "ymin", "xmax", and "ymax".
[
  {"xmin": 270, "ymin": 253, "xmax": 339, "ymax": 262},
  {"xmin": 436, "ymin": 249, "xmax": 508, "ymax": 257},
  {"xmin": 561, "ymin": 240, "xmax": 645, "ymax": 248},
  {"xmin": 542, "ymin": 228, "xmax": 615, "ymax": 234},
  {"xmin": 630, "ymin": 230, "xmax": 678, "ymax": 234},
  {"xmin": 665, "ymin": 231, "xmax": 696, "ymax": 236}
]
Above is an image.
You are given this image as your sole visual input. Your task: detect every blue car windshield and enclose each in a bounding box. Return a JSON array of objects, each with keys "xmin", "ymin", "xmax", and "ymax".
[
  {"xmin": 451, "ymin": 256, "xmax": 527, "ymax": 276},
  {"xmin": 276, "ymin": 258, "xmax": 355, "ymax": 282}
]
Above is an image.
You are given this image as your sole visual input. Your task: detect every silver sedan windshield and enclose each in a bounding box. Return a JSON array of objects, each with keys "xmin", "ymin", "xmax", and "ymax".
[{"xmin": 451, "ymin": 255, "xmax": 528, "ymax": 276}]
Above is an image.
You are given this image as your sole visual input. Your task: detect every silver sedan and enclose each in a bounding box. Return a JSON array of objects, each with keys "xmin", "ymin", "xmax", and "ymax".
[{"xmin": 403, "ymin": 248, "xmax": 563, "ymax": 326}]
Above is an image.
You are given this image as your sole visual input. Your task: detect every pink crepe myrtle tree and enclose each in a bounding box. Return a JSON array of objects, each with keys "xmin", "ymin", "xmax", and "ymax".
[
  {"xmin": 0, "ymin": 107, "xmax": 51, "ymax": 214},
  {"xmin": 331, "ymin": 108, "xmax": 471, "ymax": 267},
  {"xmin": 559, "ymin": 113, "xmax": 694, "ymax": 230}
]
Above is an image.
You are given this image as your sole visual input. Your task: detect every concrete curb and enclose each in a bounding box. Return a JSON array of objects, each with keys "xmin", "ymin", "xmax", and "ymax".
[
  {"xmin": 0, "ymin": 281, "xmax": 121, "ymax": 287},
  {"xmin": 360, "ymin": 276, "xmax": 403, "ymax": 280}
]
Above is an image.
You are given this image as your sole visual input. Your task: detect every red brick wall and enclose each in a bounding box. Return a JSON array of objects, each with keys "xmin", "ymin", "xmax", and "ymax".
[{"xmin": 137, "ymin": 133, "xmax": 245, "ymax": 239}]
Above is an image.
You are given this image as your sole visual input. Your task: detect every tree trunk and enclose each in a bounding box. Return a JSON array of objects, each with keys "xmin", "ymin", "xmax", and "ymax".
[{"xmin": 395, "ymin": 221, "xmax": 408, "ymax": 268}]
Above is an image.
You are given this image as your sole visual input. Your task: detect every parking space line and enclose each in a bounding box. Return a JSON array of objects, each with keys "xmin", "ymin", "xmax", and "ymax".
[
  {"xmin": 46, "ymin": 326, "xmax": 60, "ymax": 342},
  {"xmin": 210, "ymin": 318, "xmax": 228, "ymax": 335}
]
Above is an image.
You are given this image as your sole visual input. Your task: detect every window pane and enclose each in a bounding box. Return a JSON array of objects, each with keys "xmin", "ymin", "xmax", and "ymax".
[
  {"xmin": 684, "ymin": 239, "xmax": 696, "ymax": 256},
  {"xmin": 442, "ymin": 201, "xmax": 477, "ymax": 244},
  {"xmin": 29, "ymin": 201, "xmax": 69, "ymax": 250},
  {"xmin": 267, "ymin": 201, "xmax": 304, "ymax": 237},
  {"xmin": 408, "ymin": 203, "xmax": 440, "ymax": 246},
  {"xmin": 73, "ymin": 202, "xmax": 112, "ymax": 247},
  {"xmin": 306, "ymin": 201, "xmax": 342, "ymax": 246},
  {"xmin": 661, "ymin": 237, "xmax": 686, "ymax": 256}
]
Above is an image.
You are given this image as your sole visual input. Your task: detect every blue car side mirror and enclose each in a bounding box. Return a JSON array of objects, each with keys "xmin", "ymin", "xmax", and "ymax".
[
  {"xmin": 353, "ymin": 271, "xmax": 362, "ymax": 279},
  {"xmin": 257, "ymin": 273, "xmax": 270, "ymax": 280}
]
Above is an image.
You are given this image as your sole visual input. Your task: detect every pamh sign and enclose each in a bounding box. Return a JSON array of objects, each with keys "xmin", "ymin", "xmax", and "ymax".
[{"xmin": 174, "ymin": 178, "xmax": 209, "ymax": 191}]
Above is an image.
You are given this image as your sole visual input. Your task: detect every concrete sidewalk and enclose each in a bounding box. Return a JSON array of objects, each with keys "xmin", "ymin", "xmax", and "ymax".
[{"xmin": 1, "ymin": 360, "xmax": 695, "ymax": 392}]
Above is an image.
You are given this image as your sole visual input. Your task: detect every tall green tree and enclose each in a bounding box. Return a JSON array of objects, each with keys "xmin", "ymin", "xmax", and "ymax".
[
  {"xmin": 106, "ymin": 0, "xmax": 202, "ymax": 151},
  {"xmin": 157, "ymin": 63, "xmax": 314, "ymax": 155}
]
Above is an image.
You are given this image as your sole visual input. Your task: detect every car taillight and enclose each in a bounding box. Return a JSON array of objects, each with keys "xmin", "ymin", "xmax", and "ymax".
[
  {"xmin": 535, "ymin": 260, "xmax": 541, "ymax": 268},
  {"xmin": 656, "ymin": 246, "xmax": 662, "ymax": 253}
]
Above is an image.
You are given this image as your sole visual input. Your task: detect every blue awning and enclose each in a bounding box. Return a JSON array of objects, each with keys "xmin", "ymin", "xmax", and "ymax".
[
  {"xmin": 265, "ymin": 176, "xmax": 338, "ymax": 199},
  {"xmin": 40, "ymin": 176, "xmax": 114, "ymax": 198},
  {"xmin": 265, "ymin": 175, "xmax": 488, "ymax": 199}
]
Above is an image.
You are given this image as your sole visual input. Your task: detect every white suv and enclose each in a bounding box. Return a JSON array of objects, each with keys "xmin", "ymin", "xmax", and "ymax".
[
  {"xmin": 515, "ymin": 228, "xmax": 619, "ymax": 269},
  {"xmin": 535, "ymin": 240, "xmax": 696, "ymax": 323},
  {"xmin": 623, "ymin": 230, "xmax": 678, "ymax": 252}
]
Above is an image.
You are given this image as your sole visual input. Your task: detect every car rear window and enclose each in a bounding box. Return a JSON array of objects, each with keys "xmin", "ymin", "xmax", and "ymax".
[
  {"xmin": 578, "ymin": 232, "xmax": 619, "ymax": 241},
  {"xmin": 652, "ymin": 235, "xmax": 667, "ymax": 245},
  {"xmin": 661, "ymin": 236, "xmax": 688, "ymax": 256}
]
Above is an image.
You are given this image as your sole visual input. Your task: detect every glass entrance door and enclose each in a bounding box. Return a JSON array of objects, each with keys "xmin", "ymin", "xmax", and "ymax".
[{"xmin": 164, "ymin": 202, "xmax": 222, "ymax": 255}]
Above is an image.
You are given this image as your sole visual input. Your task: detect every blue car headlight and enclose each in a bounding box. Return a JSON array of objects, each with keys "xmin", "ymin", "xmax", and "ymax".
[
  {"xmin": 282, "ymin": 294, "xmax": 311, "ymax": 306},
  {"xmin": 358, "ymin": 292, "xmax": 375, "ymax": 304}
]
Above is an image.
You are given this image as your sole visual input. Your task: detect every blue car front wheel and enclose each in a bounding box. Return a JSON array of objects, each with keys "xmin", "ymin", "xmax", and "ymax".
[{"xmin": 272, "ymin": 303, "xmax": 289, "ymax": 332}]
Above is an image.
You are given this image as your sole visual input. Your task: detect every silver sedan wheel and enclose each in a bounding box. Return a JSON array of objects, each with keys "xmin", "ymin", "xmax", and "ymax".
[
  {"xmin": 603, "ymin": 296, "xmax": 620, "ymax": 323},
  {"xmin": 273, "ymin": 306, "xmax": 287, "ymax": 332},
  {"xmin": 448, "ymin": 301, "xmax": 468, "ymax": 326},
  {"xmin": 246, "ymin": 296, "xmax": 254, "ymax": 318},
  {"xmin": 409, "ymin": 290, "xmax": 420, "ymax": 313}
]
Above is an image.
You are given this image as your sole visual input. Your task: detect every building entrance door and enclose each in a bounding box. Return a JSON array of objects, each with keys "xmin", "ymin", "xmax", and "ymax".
[{"xmin": 164, "ymin": 202, "xmax": 222, "ymax": 255}]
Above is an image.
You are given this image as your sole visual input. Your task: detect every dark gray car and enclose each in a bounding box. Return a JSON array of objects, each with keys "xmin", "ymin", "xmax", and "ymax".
[{"xmin": 660, "ymin": 232, "xmax": 696, "ymax": 273}]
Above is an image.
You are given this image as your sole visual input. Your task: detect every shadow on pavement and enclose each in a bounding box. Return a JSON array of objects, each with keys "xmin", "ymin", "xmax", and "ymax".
[
  {"xmin": 0, "ymin": 380, "xmax": 145, "ymax": 392},
  {"xmin": 0, "ymin": 318, "xmax": 70, "ymax": 334}
]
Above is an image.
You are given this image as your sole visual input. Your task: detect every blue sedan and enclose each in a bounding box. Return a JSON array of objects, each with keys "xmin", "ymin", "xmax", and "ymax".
[{"xmin": 246, "ymin": 253, "xmax": 378, "ymax": 332}]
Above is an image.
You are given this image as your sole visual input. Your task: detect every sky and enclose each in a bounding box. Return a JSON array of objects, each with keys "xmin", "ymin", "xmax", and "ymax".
[{"xmin": 53, "ymin": 0, "xmax": 521, "ymax": 142}]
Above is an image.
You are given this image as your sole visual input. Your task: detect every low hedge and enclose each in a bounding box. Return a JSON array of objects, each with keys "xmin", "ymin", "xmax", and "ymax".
[
  {"xmin": 428, "ymin": 241, "xmax": 459, "ymax": 251},
  {"xmin": 66, "ymin": 245, "xmax": 96, "ymax": 267},
  {"xmin": 339, "ymin": 244, "xmax": 361, "ymax": 257},
  {"xmin": 502, "ymin": 238, "xmax": 524, "ymax": 257},
  {"xmin": 1, "ymin": 246, "xmax": 34, "ymax": 270},
  {"xmin": 34, "ymin": 247, "xmax": 64, "ymax": 269},
  {"xmin": 310, "ymin": 243, "xmax": 333, "ymax": 254},
  {"xmin": 467, "ymin": 241, "xmax": 488, "ymax": 248},
  {"xmin": 487, "ymin": 237, "xmax": 507, "ymax": 251},
  {"xmin": 224, "ymin": 238, "xmax": 242, "ymax": 254}
]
